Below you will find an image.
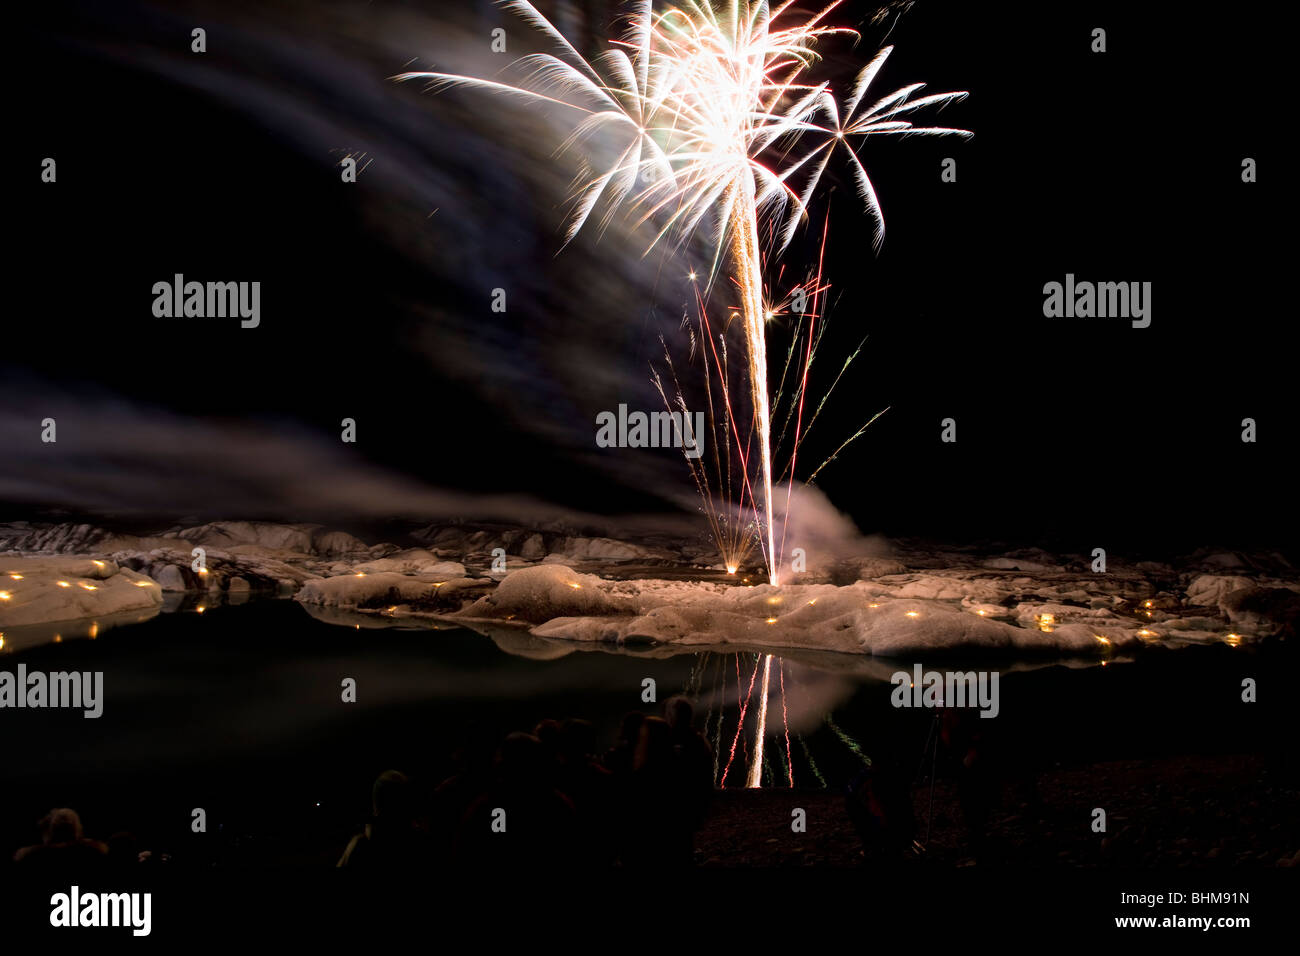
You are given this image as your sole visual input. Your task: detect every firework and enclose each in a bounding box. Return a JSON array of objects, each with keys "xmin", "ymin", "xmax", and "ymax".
[
  {"xmin": 398, "ymin": 0, "xmax": 970, "ymax": 587},
  {"xmin": 399, "ymin": 0, "xmax": 968, "ymax": 790}
]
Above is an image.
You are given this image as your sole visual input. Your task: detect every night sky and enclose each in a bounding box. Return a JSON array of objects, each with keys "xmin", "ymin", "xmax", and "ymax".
[{"xmin": 6, "ymin": 0, "xmax": 1292, "ymax": 553}]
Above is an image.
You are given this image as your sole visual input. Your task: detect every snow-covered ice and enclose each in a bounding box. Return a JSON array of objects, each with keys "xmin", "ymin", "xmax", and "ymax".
[
  {"xmin": 0, "ymin": 556, "xmax": 163, "ymax": 628},
  {"xmin": 3, "ymin": 518, "xmax": 1294, "ymax": 655},
  {"xmin": 446, "ymin": 565, "xmax": 1145, "ymax": 656}
]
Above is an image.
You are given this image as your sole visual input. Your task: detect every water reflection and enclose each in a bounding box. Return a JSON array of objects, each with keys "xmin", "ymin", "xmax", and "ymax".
[{"xmin": 0, "ymin": 606, "xmax": 161, "ymax": 654}]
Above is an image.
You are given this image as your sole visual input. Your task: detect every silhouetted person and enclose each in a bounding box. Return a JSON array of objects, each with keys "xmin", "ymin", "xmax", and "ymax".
[
  {"xmin": 338, "ymin": 770, "xmax": 436, "ymax": 869},
  {"xmin": 622, "ymin": 717, "xmax": 696, "ymax": 867},
  {"xmin": 664, "ymin": 696, "xmax": 714, "ymax": 829},
  {"xmin": 845, "ymin": 761, "xmax": 917, "ymax": 863},
  {"xmin": 556, "ymin": 718, "xmax": 615, "ymax": 864},
  {"xmin": 941, "ymin": 707, "xmax": 999, "ymax": 861},
  {"xmin": 432, "ymin": 723, "xmax": 497, "ymax": 853},
  {"xmin": 602, "ymin": 711, "xmax": 646, "ymax": 861},
  {"xmin": 534, "ymin": 718, "xmax": 563, "ymax": 789},
  {"xmin": 13, "ymin": 808, "xmax": 109, "ymax": 874},
  {"xmin": 846, "ymin": 721, "xmax": 918, "ymax": 863},
  {"xmin": 603, "ymin": 711, "xmax": 645, "ymax": 778},
  {"xmin": 454, "ymin": 732, "xmax": 576, "ymax": 868}
]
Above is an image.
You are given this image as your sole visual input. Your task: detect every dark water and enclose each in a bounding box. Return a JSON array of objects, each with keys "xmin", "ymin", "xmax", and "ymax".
[{"xmin": 0, "ymin": 598, "xmax": 1287, "ymax": 865}]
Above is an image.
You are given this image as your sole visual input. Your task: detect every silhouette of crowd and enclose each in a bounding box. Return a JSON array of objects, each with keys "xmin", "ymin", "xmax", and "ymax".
[
  {"xmin": 338, "ymin": 696, "xmax": 714, "ymax": 869},
  {"xmin": 9, "ymin": 807, "xmax": 168, "ymax": 876},
  {"xmin": 5, "ymin": 696, "xmax": 715, "ymax": 873},
  {"xmin": 9, "ymin": 689, "xmax": 1032, "ymax": 872}
]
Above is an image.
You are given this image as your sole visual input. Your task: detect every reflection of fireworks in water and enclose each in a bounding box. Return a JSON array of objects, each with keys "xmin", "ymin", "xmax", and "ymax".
[
  {"xmin": 701, "ymin": 651, "xmax": 866, "ymax": 789},
  {"xmin": 399, "ymin": 0, "xmax": 968, "ymax": 785}
]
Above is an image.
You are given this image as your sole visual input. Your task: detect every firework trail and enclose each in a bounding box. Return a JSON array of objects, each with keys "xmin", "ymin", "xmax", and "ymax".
[
  {"xmin": 798, "ymin": 732, "xmax": 826, "ymax": 787},
  {"xmin": 825, "ymin": 713, "xmax": 872, "ymax": 767},
  {"xmin": 397, "ymin": 0, "xmax": 970, "ymax": 588},
  {"xmin": 720, "ymin": 653, "xmax": 762, "ymax": 786},
  {"xmin": 744, "ymin": 652, "xmax": 773, "ymax": 787},
  {"xmin": 780, "ymin": 658, "xmax": 794, "ymax": 787}
]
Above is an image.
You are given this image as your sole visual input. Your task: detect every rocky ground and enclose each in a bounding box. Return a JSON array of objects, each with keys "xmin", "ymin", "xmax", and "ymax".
[
  {"xmin": 252, "ymin": 752, "xmax": 1299, "ymax": 869},
  {"xmin": 693, "ymin": 754, "xmax": 1300, "ymax": 868}
]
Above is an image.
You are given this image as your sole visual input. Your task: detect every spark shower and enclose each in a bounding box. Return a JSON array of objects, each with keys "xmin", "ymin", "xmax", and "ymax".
[{"xmin": 399, "ymin": 0, "xmax": 969, "ymax": 787}]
